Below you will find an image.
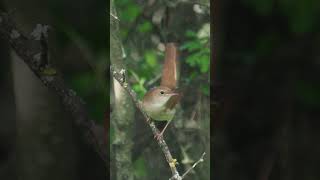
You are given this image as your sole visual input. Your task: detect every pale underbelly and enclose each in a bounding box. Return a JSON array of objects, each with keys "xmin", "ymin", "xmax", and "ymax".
[{"xmin": 148, "ymin": 108, "xmax": 176, "ymax": 121}]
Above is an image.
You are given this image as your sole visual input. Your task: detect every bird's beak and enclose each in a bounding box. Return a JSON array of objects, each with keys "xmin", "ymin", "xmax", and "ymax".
[{"xmin": 166, "ymin": 92, "xmax": 179, "ymax": 97}]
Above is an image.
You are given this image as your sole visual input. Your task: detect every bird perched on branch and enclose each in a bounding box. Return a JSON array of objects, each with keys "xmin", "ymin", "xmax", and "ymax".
[{"xmin": 142, "ymin": 42, "xmax": 181, "ymax": 140}]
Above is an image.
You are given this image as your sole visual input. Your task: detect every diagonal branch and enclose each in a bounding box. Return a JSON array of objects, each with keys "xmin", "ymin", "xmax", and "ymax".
[
  {"xmin": 180, "ymin": 152, "xmax": 206, "ymax": 179},
  {"xmin": 111, "ymin": 66, "xmax": 182, "ymax": 180},
  {"xmin": 111, "ymin": 67, "xmax": 207, "ymax": 180},
  {"xmin": 0, "ymin": 11, "xmax": 107, "ymax": 163}
]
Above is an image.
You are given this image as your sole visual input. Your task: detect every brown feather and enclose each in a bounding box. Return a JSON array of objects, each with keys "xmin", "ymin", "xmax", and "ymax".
[
  {"xmin": 165, "ymin": 93, "xmax": 181, "ymax": 110},
  {"xmin": 161, "ymin": 43, "xmax": 179, "ymax": 90}
]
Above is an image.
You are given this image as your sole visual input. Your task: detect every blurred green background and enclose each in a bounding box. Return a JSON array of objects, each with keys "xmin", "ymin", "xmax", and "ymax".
[{"xmin": 110, "ymin": 0, "xmax": 210, "ymax": 179}]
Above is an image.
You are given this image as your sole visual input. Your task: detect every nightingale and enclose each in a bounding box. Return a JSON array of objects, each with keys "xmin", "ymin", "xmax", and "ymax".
[{"xmin": 142, "ymin": 42, "xmax": 181, "ymax": 140}]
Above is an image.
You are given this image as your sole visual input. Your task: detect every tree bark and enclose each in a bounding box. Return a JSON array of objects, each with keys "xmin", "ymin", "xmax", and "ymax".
[{"xmin": 110, "ymin": 0, "xmax": 135, "ymax": 179}]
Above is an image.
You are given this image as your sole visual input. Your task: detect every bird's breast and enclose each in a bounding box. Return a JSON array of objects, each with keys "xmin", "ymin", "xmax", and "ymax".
[{"xmin": 143, "ymin": 101, "xmax": 176, "ymax": 121}]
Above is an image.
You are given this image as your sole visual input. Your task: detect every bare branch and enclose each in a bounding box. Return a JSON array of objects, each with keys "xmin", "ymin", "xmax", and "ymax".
[
  {"xmin": 146, "ymin": 73, "xmax": 162, "ymax": 87},
  {"xmin": 0, "ymin": 11, "xmax": 107, "ymax": 163},
  {"xmin": 109, "ymin": 12, "xmax": 120, "ymax": 21},
  {"xmin": 180, "ymin": 152, "xmax": 206, "ymax": 179}
]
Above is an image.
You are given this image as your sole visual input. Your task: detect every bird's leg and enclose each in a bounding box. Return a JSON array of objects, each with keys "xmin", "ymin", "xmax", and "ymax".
[{"xmin": 154, "ymin": 120, "xmax": 172, "ymax": 140}]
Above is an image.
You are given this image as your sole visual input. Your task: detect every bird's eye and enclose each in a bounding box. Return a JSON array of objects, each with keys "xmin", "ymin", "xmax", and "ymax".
[{"xmin": 160, "ymin": 91, "xmax": 164, "ymax": 95}]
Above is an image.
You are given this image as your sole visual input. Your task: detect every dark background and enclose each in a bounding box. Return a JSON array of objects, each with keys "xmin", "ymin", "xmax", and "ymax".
[
  {"xmin": 213, "ymin": 0, "xmax": 320, "ymax": 180},
  {"xmin": 0, "ymin": 0, "xmax": 106, "ymax": 179}
]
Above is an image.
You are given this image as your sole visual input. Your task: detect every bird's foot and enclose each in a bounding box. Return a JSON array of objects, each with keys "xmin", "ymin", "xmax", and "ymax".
[{"xmin": 154, "ymin": 132, "xmax": 164, "ymax": 141}]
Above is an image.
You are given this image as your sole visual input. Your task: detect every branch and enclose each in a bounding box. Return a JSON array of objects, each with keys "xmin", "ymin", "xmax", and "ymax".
[
  {"xmin": 112, "ymin": 67, "xmax": 207, "ymax": 179},
  {"xmin": 111, "ymin": 66, "xmax": 182, "ymax": 180},
  {"xmin": 0, "ymin": 11, "xmax": 107, "ymax": 163},
  {"xmin": 179, "ymin": 152, "xmax": 206, "ymax": 179}
]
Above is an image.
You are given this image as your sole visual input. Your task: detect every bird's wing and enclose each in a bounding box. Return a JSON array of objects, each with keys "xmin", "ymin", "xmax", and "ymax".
[{"xmin": 165, "ymin": 93, "xmax": 181, "ymax": 110}]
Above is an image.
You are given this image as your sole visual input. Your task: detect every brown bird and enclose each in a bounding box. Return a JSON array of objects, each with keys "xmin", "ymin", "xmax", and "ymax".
[{"xmin": 142, "ymin": 43, "xmax": 181, "ymax": 140}]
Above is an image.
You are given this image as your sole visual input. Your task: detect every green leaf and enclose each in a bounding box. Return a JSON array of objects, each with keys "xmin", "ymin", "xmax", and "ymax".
[
  {"xmin": 132, "ymin": 84, "xmax": 145, "ymax": 99},
  {"xmin": 185, "ymin": 30, "xmax": 197, "ymax": 37},
  {"xmin": 144, "ymin": 51, "xmax": 157, "ymax": 68},
  {"xmin": 189, "ymin": 71, "xmax": 198, "ymax": 80},
  {"xmin": 133, "ymin": 156, "xmax": 147, "ymax": 178},
  {"xmin": 138, "ymin": 21, "xmax": 152, "ymax": 33},
  {"xmin": 180, "ymin": 41, "xmax": 202, "ymax": 51},
  {"xmin": 186, "ymin": 53, "xmax": 199, "ymax": 66},
  {"xmin": 120, "ymin": 4, "xmax": 141, "ymax": 23},
  {"xmin": 199, "ymin": 55, "xmax": 210, "ymax": 73},
  {"xmin": 201, "ymin": 85, "xmax": 209, "ymax": 96}
]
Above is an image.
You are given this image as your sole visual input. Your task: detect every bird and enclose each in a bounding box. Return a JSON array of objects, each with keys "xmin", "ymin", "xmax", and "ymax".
[{"xmin": 142, "ymin": 42, "xmax": 181, "ymax": 140}]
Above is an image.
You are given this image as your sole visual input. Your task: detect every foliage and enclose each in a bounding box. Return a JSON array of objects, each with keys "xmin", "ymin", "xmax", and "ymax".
[
  {"xmin": 181, "ymin": 23, "xmax": 210, "ymax": 96},
  {"xmin": 132, "ymin": 156, "xmax": 147, "ymax": 178},
  {"xmin": 130, "ymin": 70, "xmax": 147, "ymax": 99}
]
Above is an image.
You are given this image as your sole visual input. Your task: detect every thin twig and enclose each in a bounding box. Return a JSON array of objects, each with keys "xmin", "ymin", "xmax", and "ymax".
[
  {"xmin": 180, "ymin": 152, "xmax": 206, "ymax": 179},
  {"xmin": 189, "ymin": 109, "xmax": 197, "ymax": 122},
  {"xmin": 146, "ymin": 73, "xmax": 162, "ymax": 87},
  {"xmin": 109, "ymin": 12, "xmax": 120, "ymax": 21}
]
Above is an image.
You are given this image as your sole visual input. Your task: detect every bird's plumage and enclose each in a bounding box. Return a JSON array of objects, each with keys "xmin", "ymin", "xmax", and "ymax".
[
  {"xmin": 142, "ymin": 43, "xmax": 181, "ymax": 123},
  {"xmin": 160, "ymin": 43, "xmax": 179, "ymax": 90}
]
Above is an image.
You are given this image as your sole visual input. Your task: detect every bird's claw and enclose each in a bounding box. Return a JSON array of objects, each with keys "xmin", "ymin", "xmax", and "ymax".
[{"xmin": 154, "ymin": 132, "xmax": 163, "ymax": 141}]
